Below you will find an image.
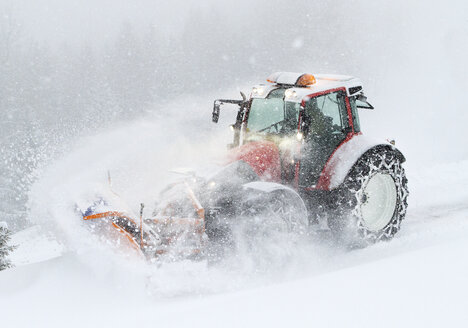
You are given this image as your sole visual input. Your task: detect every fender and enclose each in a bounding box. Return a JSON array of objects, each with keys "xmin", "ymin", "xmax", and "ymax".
[
  {"xmin": 314, "ymin": 134, "xmax": 405, "ymax": 191},
  {"xmin": 242, "ymin": 181, "xmax": 308, "ymax": 218},
  {"xmin": 243, "ymin": 181, "xmax": 298, "ymax": 194},
  {"xmin": 227, "ymin": 141, "xmax": 282, "ymax": 182}
]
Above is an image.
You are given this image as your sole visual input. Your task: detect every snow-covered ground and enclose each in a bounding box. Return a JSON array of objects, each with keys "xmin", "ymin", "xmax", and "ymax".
[{"xmin": 1, "ymin": 104, "xmax": 468, "ymax": 327}]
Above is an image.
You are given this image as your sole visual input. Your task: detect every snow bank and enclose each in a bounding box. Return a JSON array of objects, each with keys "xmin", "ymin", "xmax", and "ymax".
[
  {"xmin": 9, "ymin": 225, "xmax": 65, "ymax": 266},
  {"xmin": 2, "ymin": 196, "xmax": 468, "ymax": 327}
]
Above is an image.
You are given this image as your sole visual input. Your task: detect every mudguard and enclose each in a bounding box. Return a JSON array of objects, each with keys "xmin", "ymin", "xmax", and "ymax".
[
  {"xmin": 315, "ymin": 134, "xmax": 405, "ymax": 190},
  {"xmin": 243, "ymin": 181, "xmax": 299, "ymax": 194},
  {"xmin": 242, "ymin": 181, "xmax": 307, "ymax": 212}
]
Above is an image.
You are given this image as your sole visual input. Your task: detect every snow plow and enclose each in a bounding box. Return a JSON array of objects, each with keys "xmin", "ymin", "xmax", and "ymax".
[
  {"xmin": 81, "ymin": 179, "xmax": 207, "ymax": 259},
  {"xmin": 81, "ymin": 72, "xmax": 409, "ymax": 259}
]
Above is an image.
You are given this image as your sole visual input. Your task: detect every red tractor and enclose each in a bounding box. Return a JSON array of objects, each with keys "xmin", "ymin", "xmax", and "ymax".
[
  {"xmin": 82, "ymin": 72, "xmax": 408, "ymax": 259},
  {"xmin": 210, "ymin": 72, "xmax": 409, "ymax": 246}
]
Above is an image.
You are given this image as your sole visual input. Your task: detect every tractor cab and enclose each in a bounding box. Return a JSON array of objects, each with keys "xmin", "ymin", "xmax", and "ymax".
[{"xmin": 212, "ymin": 72, "xmax": 374, "ymax": 188}]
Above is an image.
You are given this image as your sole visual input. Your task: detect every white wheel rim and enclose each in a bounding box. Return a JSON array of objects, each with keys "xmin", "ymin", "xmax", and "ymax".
[{"xmin": 360, "ymin": 173, "xmax": 397, "ymax": 231}]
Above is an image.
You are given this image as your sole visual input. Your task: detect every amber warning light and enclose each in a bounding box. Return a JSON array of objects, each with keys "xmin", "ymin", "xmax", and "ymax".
[
  {"xmin": 266, "ymin": 72, "xmax": 316, "ymax": 87},
  {"xmin": 296, "ymin": 74, "xmax": 316, "ymax": 86}
]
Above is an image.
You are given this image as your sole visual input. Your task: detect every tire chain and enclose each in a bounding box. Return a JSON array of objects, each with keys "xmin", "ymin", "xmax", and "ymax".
[{"xmin": 350, "ymin": 151, "xmax": 409, "ymax": 243}]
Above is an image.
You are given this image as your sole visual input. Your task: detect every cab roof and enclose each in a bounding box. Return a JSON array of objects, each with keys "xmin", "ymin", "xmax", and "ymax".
[{"xmin": 251, "ymin": 72, "xmax": 364, "ymax": 103}]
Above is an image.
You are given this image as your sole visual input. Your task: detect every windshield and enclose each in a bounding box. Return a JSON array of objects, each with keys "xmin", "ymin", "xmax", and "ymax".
[{"xmin": 246, "ymin": 89, "xmax": 300, "ymax": 136}]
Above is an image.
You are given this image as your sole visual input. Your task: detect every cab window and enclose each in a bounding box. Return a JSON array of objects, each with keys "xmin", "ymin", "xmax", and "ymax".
[
  {"xmin": 246, "ymin": 88, "xmax": 300, "ymax": 137},
  {"xmin": 303, "ymin": 91, "xmax": 348, "ymax": 138}
]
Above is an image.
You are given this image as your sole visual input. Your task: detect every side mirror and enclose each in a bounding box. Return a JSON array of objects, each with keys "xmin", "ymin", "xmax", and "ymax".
[
  {"xmin": 212, "ymin": 101, "xmax": 221, "ymax": 123},
  {"xmin": 212, "ymin": 93, "xmax": 247, "ymax": 124}
]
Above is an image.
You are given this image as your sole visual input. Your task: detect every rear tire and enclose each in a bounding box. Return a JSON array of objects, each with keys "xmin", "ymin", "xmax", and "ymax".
[{"xmin": 330, "ymin": 150, "xmax": 409, "ymax": 245}]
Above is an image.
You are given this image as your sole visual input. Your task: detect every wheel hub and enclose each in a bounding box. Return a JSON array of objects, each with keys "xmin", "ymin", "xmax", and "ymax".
[{"xmin": 360, "ymin": 173, "xmax": 397, "ymax": 231}]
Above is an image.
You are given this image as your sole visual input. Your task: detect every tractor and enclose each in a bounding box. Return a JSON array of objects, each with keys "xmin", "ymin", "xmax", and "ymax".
[
  {"xmin": 81, "ymin": 72, "xmax": 409, "ymax": 259},
  {"xmin": 211, "ymin": 72, "xmax": 409, "ymax": 245}
]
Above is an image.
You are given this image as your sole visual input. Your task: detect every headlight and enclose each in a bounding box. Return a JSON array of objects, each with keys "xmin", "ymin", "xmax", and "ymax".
[
  {"xmin": 285, "ymin": 89, "xmax": 297, "ymax": 99},
  {"xmin": 252, "ymin": 86, "xmax": 265, "ymax": 96}
]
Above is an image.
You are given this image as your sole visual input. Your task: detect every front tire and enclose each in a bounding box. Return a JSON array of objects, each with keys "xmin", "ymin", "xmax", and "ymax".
[
  {"xmin": 204, "ymin": 187, "xmax": 308, "ymax": 263},
  {"xmin": 240, "ymin": 188, "xmax": 309, "ymax": 237},
  {"xmin": 330, "ymin": 149, "xmax": 409, "ymax": 245}
]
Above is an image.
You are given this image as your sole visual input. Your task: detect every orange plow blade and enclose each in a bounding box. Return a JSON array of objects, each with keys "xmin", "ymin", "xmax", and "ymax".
[{"xmin": 81, "ymin": 181, "xmax": 206, "ymax": 260}]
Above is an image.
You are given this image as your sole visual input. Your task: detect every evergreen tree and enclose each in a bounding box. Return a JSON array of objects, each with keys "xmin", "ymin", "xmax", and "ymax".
[{"xmin": 0, "ymin": 223, "xmax": 15, "ymax": 271}]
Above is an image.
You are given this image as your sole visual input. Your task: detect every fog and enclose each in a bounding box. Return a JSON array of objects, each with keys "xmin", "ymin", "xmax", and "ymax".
[{"xmin": 1, "ymin": 0, "xmax": 467, "ymax": 230}]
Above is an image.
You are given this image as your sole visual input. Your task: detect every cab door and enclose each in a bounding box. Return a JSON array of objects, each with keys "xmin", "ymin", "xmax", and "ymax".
[{"xmin": 298, "ymin": 90, "xmax": 350, "ymax": 188}]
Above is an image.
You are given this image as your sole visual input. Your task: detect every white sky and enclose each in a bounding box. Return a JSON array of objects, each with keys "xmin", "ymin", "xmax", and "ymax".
[{"xmin": 7, "ymin": 0, "xmax": 254, "ymax": 44}]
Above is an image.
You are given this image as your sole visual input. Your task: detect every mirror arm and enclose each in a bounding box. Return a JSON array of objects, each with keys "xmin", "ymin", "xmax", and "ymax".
[
  {"xmin": 212, "ymin": 97, "xmax": 248, "ymax": 123},
  {"xmin": 240, "ymin": 91, "xmax": 247, "ymax": 101},
  {"xmin": 356, "ymin": 93, "xmax": 374, "ymax": 110}
]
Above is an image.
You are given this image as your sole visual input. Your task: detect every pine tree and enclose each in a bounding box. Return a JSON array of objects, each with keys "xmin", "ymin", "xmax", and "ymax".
[{"xmin": 0, "ymin": 223, "xmax": 15, "ymax": 270}]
